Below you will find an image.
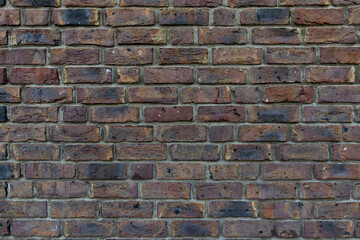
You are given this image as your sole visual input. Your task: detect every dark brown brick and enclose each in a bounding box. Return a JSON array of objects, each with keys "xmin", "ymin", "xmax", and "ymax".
[
  {"xmin": 12, "ymin": 220, "xmax": 60, "ymax": 237},
  {"xmin": 224, "ymin": 220, "xmax": 274, "ymax": 237},
  {"xmin": 103, "ymin": 201, "xmax": 153, "ymax": 218},
  {"xmin": 301, "ymin": 182, "xmax": 350, "ymax": 199},
  {"xmin": 316, "ymin": 163, "xmax": 360, "ymax": 180},
  {"xmin": 157, "ymin": 163, "xmax": 206, "ymax": 180},
  {"xmin": 65, "ymin": 220, "xmax": 113, "ymax": 237},
  {"xmin": 64, "ymin": 67, "xmax": 112, "ymax": 84},
  {"xmin": 63, "ymin": 106, "xmax": 87, "ymax": 122},
  {"xmin": 118, "ymin": 28, "xmax": 166, "ymax": 45},
  {"xmin": 78, "ymin": 163, "xmax": 126, "ymax": 180},
  {"xmin": 117, "ymin": 144, "xmax": 167, "ymax": 160},
  {"xmin": 36, "ymin": 181, "xmax": 86, "ymax": 198},
  {"xmin": 158, "ymin": 202, "xmax": 205, "ymax": 218},
  {"xmin": 129, "ymin": 87, "xmax": 177, "ymax": 103},
  {"xmin": 51, "ymin": 201, "xmax": 99, "ymax": 218},
  {"xmin": 196, "ymin": 182, "xmax": 242, "ymax": 199},
  {"xmin": 11, "ymin": 144, "xmax": 60, "ymax": 161},
  {"xmin": 90, "ymin": 182, "xmax": 137, "ymax": 198},
  {"xmin": 262, "ymin": 201, "xmax": 313, "ymax": 219},
  {"xmin": 209, "ymin": 201, "xmax": 258, "ymax": 218},
  {"xmin": 52, "ymin": 9, "xmax": 99, "ymax": 26},
  {"xmin": 253, "ymin": 27, "xmax": 301, "ymax": 44},
  {"xmin": 213, "ymin": 48, "xmax": 262, "ymax": 65},
  {"xmin": 145, "ymin": 106, "xmax": 193, "ymax": 122},
  {"xmin": 25, "ymin": 163, "xmax": 75, "ymax": 179},
  {"xmin": 209, "ymin": 163, "xmax": 259, "ymax": 180},
  {"xmin": 249, "ymin": 106, "xmax": 300, "ymax": 123},
  {"xmin": 304, "ymin": 221, "xmax": 353, "ymax": 238},
  {"xmin": 118, "ymin": 220, "xmax": 167, "ymax": 237},
  {"xmin": 210, "ymin": 125, "xmax": 234, "ymax": 142},
  {"xmin": 143, "ymin": 182, "xmax": 191, "ymax": 199},
  {"xmin": 292, "ymin": 125, "xmax": 341, "ymax": 142},
  {"xmin": 144, "ymin": 67, "xmax": 193, "ymax": 84},
  {"xmin": 295, "ymin": 8, "xmax": 344, "ymax": 25},
  {"xmin": 160, "ymin": 9, "xmax": 209, "ymax": 25},
  {"xmin": 0, "ymin": 163, "xmax": 20, "ymax": 179},
  {"xmin": 159, "ymin": 48, "xmax": 208, "ymax": 64},
  {"xmin": 247, "ymin": 182, "xmax": 297, "ymax": 199},
  {"xmin": 267, "ymin": 47, "xmax": 316, "ymax": 64},
  {"xmin": 64, "ymin": 144, "xmax": 113, "ymax": 161},
  {"xmin": 131, "ymin": 163, "xmax": 153, "ymax": 180},
  {"xmin": 11, "ymin": 106, "xmax": 58, "ymax": 122},
  {"xmin": 172, "ymin": 220, "xmax": 220, "ymax": 237},
  {"xmin": 157, "ymin": 125, "xmax": 206, "ymax": 142},
  {"xmin": 65, "ymin": 29, "xmax": 114, "ymax": 46},
  {"xmin": 50, "ymin": 125, "xmax": 99, "ymax": 142},
  {"xmin": 182, "ymin": 86, "xmax": 231, "ymax": 103},
  {"xmin": 238, "ymin": 125, "xmax": 288, "ymax": 142},
  {"xmin": 104, "ymin": 125, "xmax": 153, "ymax": 142},
  {"xmin": 251, "ymin": 66, "xmax": 301, "ymax": 84},
  {"xmin": 225, "ymin": 144, "xmax": 274, "ymax": 161},
  {"xmin": 278, "ymin": 144, "xmax": 329, "ymax": 161},
  {"xmin": 50, "ymin": 48, "xmax": 100, "ymax": 65},
  {"xmin": 12, "ymin": 29, "xmax": 61, "ymax": 46},
  {"xmin": 170, "ymin": 144, "xmax": 220, "ymax": 161},
  {"xmin": 240, "ymin": 8, "xmax": 290, "ymax": 25},
  {"xmin": 263, "ymin": 163, "xmax": 312, "ymax": 180},
  {"xmin": 10, "ymin": 181, "xmax": 33, "ymax": 198},
  {"xmin": 304, "ymin": 106, "xmax": 353, "ymax": 122},
  {"xmin": 106, "ymin": 8, "xmax": 155, "ymax": 26},
  {"xmin": 0, "ymin": 201, "xmax": 47, "ymax": 217}
]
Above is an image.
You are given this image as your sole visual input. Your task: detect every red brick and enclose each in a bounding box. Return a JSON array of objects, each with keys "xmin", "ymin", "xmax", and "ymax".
[
  {"xmin": 304, "ymin": 221, "xmax": 353, "ymax": 238},
  {"xmin": 198, "ymin": 67, "xmax": 247, "ymax": 84},
  {"xmin": 158, "ymin": 202, "xmax": 204, "ymax": 218},
  {"xmin": 11, "ymin": 144, "xmax": 60, "ymax": 161},
  {"xmin": 306, "ymin": 27, "xmax": 356, "ymax": 43},
  {"xmin": 213, "ymin": 48, "xmax": 262, "ymax": 65},
  {"xmin": 129, "ymin": 87, "xmax": 177, "ymax": 103},
  {"xmin": 144, "ymin": 67, "xmax": 193, "ymax": 84},
  {"xmin": 131, "ymin": 163, "xmax": 153, "ymax": 180},
  {"xmin": 119, "ymin": 0, "xmax": 169, "ymax": 6},
  {"xmin": 64, "ymin": 67, "xmax": 112, "ymax": 84},
  {"xmin": 316, "ymin": 163, "xmax": 360, "ymax": 180},
  {"xmin": 145, "ymin": 106, "xmax": 193, "ymax": 122},
  {"xmin": 210, "ymin": 125, "xmax": 234, "ymax": 142},
  {"xmin": 263, "ymin": 163, "xmax": 312, "ymax": 180},
  {"xmin": 10, "ymin": 68, "xmax": 59, "ymax": 85},
  {"xmin": 0, "ymin": 30, "xmax": 6, "ymax": 45},
  {"xmin": 90, "ymin": 182, "xmax": 137, "ymax": 198},
  {"xmin": 279, "ymin": 144, "xmax": 329, "ymax": 161},
  {"xmin": 319, "ymin": 86, "xmax": 360, "ymax": 103},
  {"xmin": 306, "ymin": 67, "xmax": 355, "ymax": 83},
  {"xmin": 292, "ymin": 125, "xmax": 341, "ymax": 142},
  {"xmin": 65, "ymin": 29, "xmax": 114, "ymax": 46},
  {"xmin": 24, "ymin": 9, "xmax": 48, "ymax": 26},
  {"xmin": 157, "ymin": 163, "xmax": 206, "ymax": 180},
  {"xmin": 276, "ymin": 221, "xmax": 301, "ymax": 238},
  {"xmin": 11, "ymin": 106, "xmax": 58, "ymax": 122},
  {"xmin": 0, "ymin": 125, "xmax": 45, "ymax": 142},
  {"xmin": 36, "ymin": 181, "xmax": 86, "ymax": 198},
  {"xmin": 250, "ymin": 66, "xmax": 301, "ymax": 84},
  {"xmin": 11, "ymin": 0, "xmax": 60, "ymax": 6},
  {"xmin": 264, "ymin": 86, "xmax": 314, "ymax": 103},
  {"xmin": 10, "ymin": 181, "xmax": 33, "ymax": 198},
  {"xmin": 281, "ymin": 0, "xmax": 330, "ymax": 5},
  {"xmin": 349, "ymin": 7, "xmax": 360, "ymax": 24},
  {"xmin": 117, "ymin": 144, "xmax": 167, "ymax": 160},
  {"xmin": 102, "ymin": 201, "xmax": 153, "ymax": 218},
  {"xmin": 320, "ymin": 47, "xmax": 360, "ymax": 64},
  {"xmin": 49, "ymin": 125, "xmax": 99, "ymax": 142},
  {"xmin": 229, "ymin": 0, "xmax": 277, "ymax": 6},
  {"xmin": 63, "ymin": 106, "xmax": 87, "ymax": 122},
  {"xmin": 247, "ymin": 182, "xmax": 297, "ymax": 199},
  {"xmin": 51, "ymin": 201, "xmax": 99, "ymax": 218},
  {"xmin": 198, "ymin": 106, "xmax": 245, "ymax": 122},
  {"xmin": 65, "ymin": 220, "xmax": 113, "ymax": 237},
  {"xmin": 50, "ymin": 48, "xmax": 100, "ymax": 65},
  {"xmin": 118, "ymin": 220, "xmax": 167, "ymax": 237},
  {"xmin": 253, "ymin": 27, "xmax": 301, "ymax": 44},
  {"xmin": 196, "ymin": 182, "xmax": 242, "ymax": 199},
  {"xmin": 172, "ymin": 220, "xmax": 220, "ymax": 237},
  {"xmin": 262, "ymin": 201, "xmax": 313, "ymax": 219},
  {"xmin": 199, "ymin": 27, "xmax": 247, "ymax": 45},
  {"xmin": 235, "ymin": 86, "xmax": 261, "ymax": 103},
  {"xmin": 77, "ymin": 87, "xmax": 125, "ymax": 104},
  {"xmin": 160, "ymin": 9, "xmax": 209, "ymax": 25},
  {"xmin": 295, "ymin": 8, "xmax": 345, "ymax": 25},
  {"xmin": 64, "ymin": 144, "xmax": 113, "ymax": 161},
  {"xmin": 174, "ymin": 0, "xmax": 221, "ymax": 6},
  {"xmin": 209, "ymin": 163, "xmax": 259, "ymax": 180},
  {"xmin": 335, "ymin": 0, "xmax": 360, "ymax": 5},
  {"xmin": 118, "ymin": 28, "xmax": 166, "ymax": 45},
  {"xmin": 182, "ymin": 86, "xmax": 231, "ymax": 103},
  {"xmin": 333, "ymin": 144, "xmax": 360, "ymax": 161},
  {"xmin": 159, "ymin": 48, "xmax": 208, "ymax": 64},
  {"xmin": 171, "ymin": 27, "xmax": 194, "ymax": 44},
  {"xmin": 157, "ymin": 125, "xmax": 206, "ymax": 142},
  {"xmin": 170, "ymin": 144, "xmax": 220, "ymax": 161},
  {"xmin": 0, "ymin": 201, "xmax": 46, "ymax": 218},
  {"xmin": 12, "ymin": 29, "xmax": 61, "ymax": 46},
  {"xmin": 65, "ymin": 0, "xmax": 114, "ymax": 7},
  {"xmin": 104, "ymin": 126, "xmax": 153, "ymax": 142},
  {"xmin": 142, "ymin": 182, "xmax": 191, "ymax": 199},
  {"xmin": 116, "ymin": 67, "xmax": 140, "ymax": 83},
  {"xmin": 0, "ymin": 9, "xmax": 20, "ymax": 26},
  {"xmin": 25, "ymin": 163, "xmax": 75, "ymax": 178},
  {"xmin": 301, "ymin": 182, "xmax": 350, "ymax": 199},
  {"xmin": 105, "ymin": 8, "xmax": 154, "ymax": 26},
  {"xmin": 224, "ymin": 220, "xmax": 274, "ymax": 237},
  {"xmin": 12, "ymin": 220, "xmax": 60, "ymax": 237},
  {"xmin": 52, "ymin": 9, "xmax": 99, "ymax": 26},
  {"xmin": 89, "ymin": 106, "xmax": 139, "ymax": 123},
  {"xmin": 267, "ymin": 47, "xmax": 316, "ymax": 64},
  {"xmin": 0, "ymin": 49, "xmax": 45, "ymax": 65},
  {"xmin": 214, "ymin": 8, "xmax": 235, "ymax": 26}
]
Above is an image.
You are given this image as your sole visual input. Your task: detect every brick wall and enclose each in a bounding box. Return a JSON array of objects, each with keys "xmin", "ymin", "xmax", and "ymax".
[{"xmin": 0, "ymin": 0, "xmax": 360, "ymax": 238}]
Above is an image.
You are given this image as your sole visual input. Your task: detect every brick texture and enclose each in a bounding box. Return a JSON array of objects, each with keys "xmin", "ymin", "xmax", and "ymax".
[{"xmin": 0, "ymin": 0, "xmax": 359, "ymax": 238}]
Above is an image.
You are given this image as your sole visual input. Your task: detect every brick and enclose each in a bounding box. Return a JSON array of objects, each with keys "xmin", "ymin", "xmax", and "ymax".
[
  {"xmin": 131, "ymin": 163, "xmax": 153, "ymax": 180},
  {"xmin": 65, "ymin": 29, "xmax": 114, "ymax": 46},
  {"xmin": 267, "ymin": 47, "xmax": 316, "ymax": 64},
  {"xmin": 292, "ymin": 125, "xmax": 341, "ymax": 142},
  {"xmin": 103, "ymin": 201, "xmax": 153, "ymax": 218},
  {"xmin": 209, "ymin": 201, "xmax": 258, "ymax": 218},
  {"xmin": 25, "ymin": 163, "xmax": 75, "ymax": 178},
  {"xmin": 118, "ymin": 28, "xmax": 166, "ymax": 45},
  {"xmin": 240, "ymin": 8, "xmax": 290, "ymax": 25},
  {"xmin": 77, "ymin": 87, "xmax": 125, "ymax": 104},
  {"xmin": 157, "ymin": 125, "xmax": 206, "ymax": 142},
  {"xmin": 0, "ymin": 220, "xmax": 9, "ymax": 236},
  {"xmin": 170, "ymin": 144, "xmax": 220, "ymax": 161},
  {"xmin": 0, "ymin": 49, "xmax": 45, "ymax": 65},
  {"xmin": 333, "ymin": 144, "xmax": 360, "ymax": 160},
  {"xmin": 159, "ymin": 48, "xmax": 208, "ymax": 64},
  {"xmin": 119, "ymin": 0, "xmax": 169, "ymax": 6},
  {"xmin": 295, "ymin": 8, "xmax": 344, "ymax": 25},
  {"xmin": 182, "ymin": 86, "xmax": 231, "ymax": 103},
  {"xmin": 306, "ymin": 67, "xmax": 355, "ymax": 84},
  {"xmin": 171, "ymin": 27, "xmax": 194, "ymax": 44},
  {"xmin": 11, "ymin": 144, "xmax": 59, "ymax": 160},
  {"xmin": 349, "ymin": 7, "xmax": 360, "ymax": 24},
  {"xmin": 90, "ymin": 106, "xmax": 139, "ymax": 123},
  {"xmin": 10, "ymin": 181, "xmax": 33, "ymax": 198},
  {"xmin": 118, "ymin": 220, "xmax": 167, "ymax": 237},
  {"xmin": 0, "ymin": 144, "xmax": 6, "ymax": 160},
  {"xmin": 301, "ymin": 182, "xmax": 350, "ymax": 199},
  {"xmin": 251, "ymin": 66, "xmax": 301, "ymax": 84},
  {"xmin": 52, "ymin": 9, "xmax": 99, "ymax": 26},
  {"xmin": 0, "ymin": 125, "xmax": 45, "ymax": 142},
  {"xmin": 334, "ymin": 0, "xmax": 360, "ymax": 5},
  {"xmin": 64, "ymin": 145, "xmax": 113, "ymax": 161},
  {"xmin": 63, "ymin": 106, "xmax": 87, "ymax": 122},
  {"xmin": 64, "ymin": 67, "xmax": 112, "ymax": 84},
  {"xmin": 235, "ymin": 86, "xmax": 261, "ymax": 103},
  {"xmin": 49, "ymin": 125, "xmax": 100, "ymax": 142},
  {"xmin": 198, "ymin": 67, "xmax": 247, "ymax": 84},
  {"xmin": 316, "ymin": 202, "xmax": 360, "ymax": 219},
  {"xmin": 11, "ymin": 106, "xmax": 57, "ymax": 123},
  {"xmin": 253, "ymin": 27, "xmax": 301, "ymax": 44},
  {"xmin": 158, "ymin": 202, "xmax": 205, "ymax": 218},
  {"xmin": 0, "ymin": 9, "xmax": 20, "ymax": 25},
  {"xmin": 247, "ymin": 182, "xmax": 296, "ymax": 199},
  {"xmin": 117, "ymin": 144, "xmax": 167, "ymax": 160},
  {"xmin": 344, "ymin": 126, "xmax": 360, "ymax": 141},
  {"xmin": 225, "ymin": 144, "xmax": 274, "ymax": 161},
  {"xmin": 306, "ymin": 27, "xmax": 356, "ymax": 43},
  {"xmin": 238, "ymin": 125, "xmax": 288, "ymax": 142},
  {"xmin": 212, "ymin": 48, "xmax": 262, "ymax": 65},
  {"xmin": 160, "ymin": 9, "xmax": 208, "ymax": 25},
  {"xmin": 198, "ymin": 106, "xmax": 245, "ymax": 122},
  {"xmin": 264, "ymin": 86, "xmax": 314, "ymax": 103},
  {"xmin": 12, "ymin": 29, "xmax": 60, "ymax": 46},
  {"xmin": 210, "ymin": 125, "xmax": 234, "ymax": 142},
  {"xmin": 316, "ymin": 163, "xmax": 360, "ymax": 180},
  {"xmin": 174, "ymin": 0, "xmax": 221, "ymax": 6},
  {"xmin": 104, "ymin": 48, "xmax": 153, "ymax": 65},
  {"xmin": 224, "ymin": 220, "xmax": 274, "ymax": 237},
  {"xmin": 144, "ymin": 67, "xmax": 193, "ymax": 84},
  {"xmin": 90, "ymin": 182, "xmax": 137, "ymax": 198},
  {"xmin": 157, "ymin": 163, "xmax": 206, "ymax": 180},
  {"xmin": 0, "ymin": 201, "xmax": 46, "ymax": 217},
  {"xmin": 355, "ymin": 184, "xmax": 360, "ymax": 199},
  {"xmin": 262, "ymin": 201, "xmax": 313, "ymax": 219},
  {"xmin": 249, "ymin": 106, "xmax": 300, "ymax": 123},
  {"xmin": 78, "ymin": 163, "xmax": 126, "ymax": 180},
  {"xmin": 229, "ymin": 0, "xmax": 277, "ymax": 6},
  {"xmin": 209, "ymin": 163, "xmax": 259, "ymax": 180},
  {"xmin": 321, "ymin": 47, "xmax": 360, "ymax": 64},
  {"xmin": 51, "ymin": 201, "xmax": 98, "ymax": 218},
  {"xmin": 214, "ymin": 8, "xmax": 236, "ymax": 26},
  {"xmin": 65, "ymin": 0, "xmax": 114, "ymax": 7},
  {"xmin": 12, "ymin": 220, "xmax": 60, "ymax": 237},
  {"xmin": 24, "ymin": 9, "xmax": 48, "ymax": 26},
  {"xmin": 104, "ymin": 125, "xmax": 153, "ymax": 142},
  {"xmin": 281, "ymin": 0, "xmax": 330, "ymax": 5},
  {"xmin": 196, "ymin": 182, "xmax": 242, "ymax": 199},
  {"xmin": 0, "ymin": 106, "xmax": 5, "ymax": 122},
  {"xmin": 276, "ymin": 221, "xmax": 301, "ymax": 238},
  {"xmin": 11, "ymin": 0, "xmax": 60, "ymax": 6},
  {"xmin": 263, "ymin": 163, "xmax": 312, "ymax": 180},
  {"xmin": 0, "ymin": 30, "xmax": 6, "ymax": 45},
  {"xmin": 145, "ymin": 106, "xmax": 193, "ymax": 122},
  {"xmin": 65, "ymin": 220, "xmax": 113, "ymax": 237},
  {"xmin": 199, "ymin": 27, "xmax": 247, "ymax": 45},
  {"xmin": 10, "ymin": 68, "xmax": 59, "ymax": 85},
  {"xmin": 105, "ymin": 8, "xmax": 154, "ymax": 26},
  {"xmin": 116, "ymin": 67, "xmax": 140, "ymax": 83},
  {"xmin": 143, "ymin": 182, "xmax": 191, "ymax": 199},
  {"xmin": 24, "ymin": 87, "xmax": 72, "ymax": 103},
  {"xmin": 0, "ymin": 182, "xmax": 6, "ymax": 198},
  {"xmin": 279, "ymin": 144, "xmax": 329, "ymax": 161},
  {"xmin": 36, "ymin": 181, "xmax": 86, "ymax": 198},
  {"xmin": 172, "ymin": 220, "xmax": 219, "ymax": 237},
  {"xmin": 319, "ymin": 86, "xmax": 360, "ymax": 102},
  {"xmin": 129, "ymin": 87, "xmax": 177, "ymax": 103},
  {"xmin": 50, "ymin": 48, "xmax": 100, "ymax": 65},
  {"xmin": 0, "ymin": 163, "xmax": 20, "ymax": 179},
  {"xmin": 304, "ymin": 221, "xmax": 353, "ymax": 238}
]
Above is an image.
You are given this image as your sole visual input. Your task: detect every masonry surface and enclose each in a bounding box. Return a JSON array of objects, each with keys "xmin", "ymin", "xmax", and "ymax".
[{"xmin": 0, "ymin": 0, "xmax": 360, "ymax": 239}]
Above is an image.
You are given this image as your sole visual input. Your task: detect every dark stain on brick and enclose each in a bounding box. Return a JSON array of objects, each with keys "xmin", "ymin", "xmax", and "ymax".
[
  {"xmin": 257, "ymin": 110, "xmax": 286, "ymax": 122},
  {"xmin": 0, "ymin": 164, "xmax": 14, "ymax": 179},
  {"xmin": 26, "ymin": 0, "xmax": 58, "ymax": 7},
  {"xmin": 60, "ymin": 9, "xmax": 94, "ymax": 26},
  {"xmin": 80, "ymin": 163, "xmax": 126, "ymax": 180},
  {"xmin": 257, "ymin": 9, "xmax": 288, "ymax": 23},
  {"xmin": 215, "ymin": 202, "xmax": 255, "ymax": 217},
  {"xmin": 177, "ymin": 222, "xmax": 211, "ymax": 236},
  {"xmin": 0, "ymin": 106, "xmax": 6, "ymax": 122}
]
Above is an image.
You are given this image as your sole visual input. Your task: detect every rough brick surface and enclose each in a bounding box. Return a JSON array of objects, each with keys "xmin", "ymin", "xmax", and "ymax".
[{"xmin": 0, "ymin": 0, "xmax": 358, "ymax": 238}]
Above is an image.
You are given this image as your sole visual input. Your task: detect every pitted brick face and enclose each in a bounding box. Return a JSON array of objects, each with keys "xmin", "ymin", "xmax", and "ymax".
[{"xmin": 0, "ymin": 0, "xmax": 360, "ymax": 238}]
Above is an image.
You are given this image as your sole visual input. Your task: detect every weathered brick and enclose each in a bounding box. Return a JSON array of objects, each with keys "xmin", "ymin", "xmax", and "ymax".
[
  {"xmin": 316, "ymin": 164, "xmax": 360, "ymax": 180},
  {"xmin": 319, "ymin": 86, "xmax": 360, "ymax": 103},
  {"xmin": 10, "ymin": 181, "xmax": 33, "ymax": 198},
  {"xmin": 51, "ymin": 201, "xmax": 99, "ymax": 218},
  {"xmin": 238, "ymin": 125, "xmax": 288, "ymax": 142},
  {"xmin": 262, "ymin": 201, "xmax": 313, "ymax": 219},
  {"xmin": 182, "ymin": 86, "xmax": 231, "ymax": 103},
  {"xmin": 0, "ymin": 200, "xmax": 46, "ymax": 217},
  {"xmin": 172, "ymin": 220, "xmax": 220, "ymax": 237},
  {"xmin": 251, "ymin": 66, "xmax": 301, "ymax": 84},
  {"xmin": 0, "ymin": 163, "xmax": 20, "ymax": 179},
  {"xmin": 264, "ymin": 86, "xmax": 314, "ymax": 103},
  {"xmin": 235, "ymin": 86, "xmax": 261, "ymax": 103},
  {"xmin": 225, "ymin": 144, "xmax": 274, "ymax": 161},
  {"xmin": 11, "ymin": 0, "xmax": 60, "ymax": 7},
  {"xmin": 198, "ymin": 106, "xmax": 245, "ymax": 122},
  {"xmin": 78, "ymin": 163, "xmax": 126, "ymax": 180},
  {"xmin": 240, "ymin": 8, "xmax": 290, "ymax": 25},
  {"xmin": 301, "ymin": 182, "xmax": 350, "ymax": 199},
  {"xmin": 333, "ymin": 144, "xmax": 360, "ymax": 161},
  {"xmin": 104, "ymin": 125, "xmax": 153, "ymax": 142},
  {"xmin": 247, "ymin": 182, "xmax": 297, "ymax": 199},
  {"xmin": 174, "ymin": 0, "xmax": 221, "ymax": 6},
  {"xmin": 64, "ymin": 67, "xmax": 112, "ymax": 84},
  {"xmin": 24, "ymin": 9, "xmax": 48, "ymax": 26},
  {"xmin": 209, "ymin": 163, "xmax": 259, "ymax": 180},
  {"xmin": 334, "ymin": 0, "xmax": 360, "ymax": 5},
  {"xmin": 49, "ymin": 125, "xmax": 99, "ymax": 142},
  {"xmin": 280, "ymin": 0, "xmax": 330, "ymax": 5},
  {"xmin": 276, "ymin": 221, "xmax": 301, "ymax": 238},
  {"xmin": 249, "ymin": 106, "xmax": 300, "ymax": 123},
  {"xmin": 90, "ymin": 182, "xmax": 137, "ymax": 198},
  {"xmin": 143, "ymin": 182, "xmax": 191, "ymax": 199},
  {"xmin": 170, "ymin": 144, "xmax": 220, "ymax": 161},
  {"xmin": 52, "ymin": 9, "xmax": 99, "ymax": 26},
  {"xmin": 65, "ymin": 220, "xmax": 113, "ymax": 237},
  {"xmin": 104, "ymin": 48, "xmax": 153, "ymax": 65},
  {"xmin": 320, "ymin": 47, "xmax": 360, "ymax": 64},
  {"xmin": 157, "ymin": 163, "xmax": 206, "ymax": 180},
  {"xmin": 106, "ymin": 8, "xmax": 154, "ymax": 26},
  {"xmin": 214, "ymin": 8, "xmax": 236, "ymax": 26},
  {"xmin": 344, "ymin": 126, "xmax": 360, "ymax": 141},
  {"xmin": 210, "ymin": 125, "xmax": 234, "ymax": 142},
  {"xmin": 0, "ymin": 144, "xmax": 6, "ymax": 160},
  {"xmin": 119, "ymin": 0, "xmax": 169, "ymax": 6},
  {"xmin": 0, "ymin": 125, "xmax": 45, "ymax": 142},
  {"xmin": 0, "ymin": 9, "xmax": 20, "ymax": 25},
  {"xmin": 304, "ymin": 221, "xmax": 353, "ymax": 238},
  {"xmin": 11, "ymin": 144, "xmax": 59, "ymax": 160},
  {"xmin": 306, "ymin": 27, "xmax": 356, "ymax": 43},
  {"xmin": 103, "ymin": 201, "xmax": 153, "ymax": 218},
  {"xmin": 292, "ymin": 125, "xmax": 341, "ymax": 142},
  {"xmin": 10, "ymin": 68, "xmax": 59, "ymax": 85},
  {"xmin": 131, "ymin": 163, "xmax": 153, "ymax": 180},
  {"xmin": 229, "ymin": 0, "xmax": 277, "ymax": 6},
  {"xmin": 196, "ymin": 182, "xmax": 242, "ymax": 199},
  {"xmin": 279, "ymin": 144, "xmax": 329, "ymax": 161},
  {"xmin": 24, "ymin": 87, "xmax": 72, "ymax": 103},
  {"xmin": 11, "ymin": 106, "xmax": 58, "ymax": 122},
  {"xmin": 263, "ymin": 163, "xmax": 312, "ymax": 180},
  {"xmin": 0, "ymin": 49, "xmax": 45, "ymax": 65},
  {"xmin": 0, "ymin": 220, "xmax": 9, "ymax": 236},
  {"xmin": 199, "ymin": 27, "xmax": 247, "ymax": 45},
  {"xmin": 157, "ymin": 125, "xmax": 206, "ymax": 142},
  {"xmin": 0, "ymin": 183, "xmax": 6, "ymax": 198},
  {"xmin": 0, "ymin": 30, "xmax": 6, "ymax": 45},
  {"xmin": 116, "ymin": 67, "xmax": 140, "ymax": 83},
  {"xmin": 209, "ymin": 201, "xmax": 258, "ymax": 218},
  {"xmin": 267, "ymin": 47, "xmax": 316, "ymax": 64},
  {"xmin": 158, "ymin": 202, "xmax": 205, "ymax": 218},
  {"xmin": 65, "ymin": 0, "xmax": 114, "ymax": 7},
  {"xmin": 65, "ymin": 29, "xmax": 114, "ymax": 46},
  {"xmin": 253, "ymin": 27, "xmax": 301, "ymax": 44},
  {"xmin": 145, "ymin": 106, "xmax": 193, "ymax": 122},
  {"xmin": 129, "ymin": 87, "xmax": 177, "ymax": 103},
  {"xmin": 117, "ymin": 144, "xmax": 167, "ymax": 160},
  {"xmin": 224, "ymin": 220, "xmax": 274, "ymax": 237},
  {"xmin": 159, "ymin": 48, "xmax": 208, "ymax": 64},
  {"xmin": 306, "ymin": 67, "xmax": 355, "ymax": 83},
  {"xmin": 198, "ymin": 67, "xmax": 247, "ymax": 84},
  {"xmin": 50, "ymin": 48, "xmax": 100, "ymax": 65},
  {"xmin": 63, "ymin": 106, "xmax": 87, "ymax": 122},
  {"xmin": 90, "ymin": 106, "xmax": 139, "ymax": 123},
  {"xmin": 25, "ymin": 163, "xmax": 75, "ymax": 178},
  {"xmin": 144, "ymin": 67, "xmax": 193, "ymax": 84},
  {"xmin": 12, "ymin": 29, "xmax": 61, "ymax": 46},
  {"xmin": 213, "ymin": 48, "xmax": 262, "ymax": 65},
  {"xmin": 171, "ymin": 27, "xmax": 194, "ymax": 44},
  {"xmin": 160, "ymin": 9, "xmax": 209, "ymax": 25},
  {"xmin": 118, "ymin": 220, "xmax": 167, "ymax": 237},
  {"xmin": 349, "ymin": 7, "xmax": 360, "ymax": 24},
  {"xmin": 118, "ymin": 28, "xmax": 166, "ymax": 45},
  {"xmin": 77, "ymin": 87, "xmax": 125, "ymax": 104},
  {"xmin": 64, "ymin": 144, "xmax": 113, "ymax": 161},
  {"xmin": 36, "ymin": 181, "xmax": 86, "ymax": 198},
  {"xmin": 12, "ymin": 220, "xmax": 60, "ymax": 237},
  {"xmin": 295, "ymin": 8, "xmax": 345, "ymax": 25}
]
